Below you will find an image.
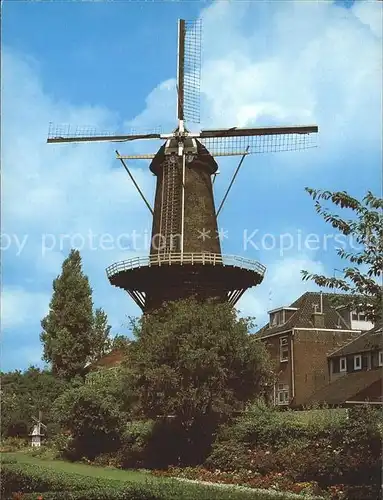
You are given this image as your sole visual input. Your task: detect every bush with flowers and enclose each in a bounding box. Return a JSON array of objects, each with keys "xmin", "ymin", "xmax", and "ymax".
[{"xmin": 199, "ymin": 402, "xmax": 382, "ymax": 500}]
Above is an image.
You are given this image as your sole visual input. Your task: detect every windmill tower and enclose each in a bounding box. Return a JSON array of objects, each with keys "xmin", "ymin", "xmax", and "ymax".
[{"xmin": 47, "ymin": 19, "xmax": 318, "ymax": 312}]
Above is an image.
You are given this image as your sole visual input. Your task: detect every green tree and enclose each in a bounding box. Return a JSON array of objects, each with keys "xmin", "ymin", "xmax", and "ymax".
[
  {"xmin": 0, "ymin": 367, "xmax": 69, "ymax": 438},
  {"xmin": 52, "ymin": 374, "xmax": 134, "ymax": 459},
  {"xmin": 41, "ymin": 249, "xmax": 94, "ymax": 379},
  {"xmin": 111, "ymin": 334, "xmax": 131, "ymax": 351},
  {"xmin": 127, "ymin": 298, "xmax": 272, "ymax": 464},
  {"xmin": 302, "ymin": 189, "xmax": 382, "ymax": 323},
  {"xmin": 88, "ymin": 308, "xmax": 113, "ymax": 363}
]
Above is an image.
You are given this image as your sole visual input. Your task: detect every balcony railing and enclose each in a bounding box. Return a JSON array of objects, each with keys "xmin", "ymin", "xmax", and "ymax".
[{"xmin": 106, "ymin": 252, "xmax": 266, "ymax": 278}]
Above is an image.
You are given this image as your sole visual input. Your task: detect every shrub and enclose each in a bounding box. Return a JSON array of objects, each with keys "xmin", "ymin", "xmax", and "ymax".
[
  {"xmin": 205, "ymin": 440, "xmax": 250, "ymax": 471},
  {"xmin": 0, "ymin": 437, "xmax": 28, "ymax": 452},
  {"xmin": 51, "ymin": 384, "xmax": 127, "ymax": 460},
  {"xmin": 216, "ymin": 400, "xmax": 309, "ymax": 450},
  {"xmin": 120, "ymin": 419, "xmax": 195, "ymax": 469}
]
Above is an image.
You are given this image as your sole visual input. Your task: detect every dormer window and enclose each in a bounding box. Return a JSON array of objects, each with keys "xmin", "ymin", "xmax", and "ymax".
[
  {"xmin": 352, "ymin": 311, "xmax": 367, "ymax": 321},
  {"xmin": 271, "ymin": 310, "xmax": 283, "ymax": 326},
  {"xmin": 269, "ymin": 307, "xmax": 298, "ymax": 327}
]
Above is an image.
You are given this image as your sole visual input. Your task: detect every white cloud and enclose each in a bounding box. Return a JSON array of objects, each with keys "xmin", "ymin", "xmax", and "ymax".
[
  {"xmin": 236, "ymin": 255, "xmax": 326, "ymax": 328},
  {"xmin": 1, "ymin": 286, "xmax": 50, "ymax": 330},
  {"xmin": 352, "ymin": 0, "xmax": 383, "ymax": 39}
]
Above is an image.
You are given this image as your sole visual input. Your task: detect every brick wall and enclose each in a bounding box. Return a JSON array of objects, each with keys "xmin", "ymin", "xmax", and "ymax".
[
  {"xmin": 292, "ymin": 329, "xmax": 359, "ymax": 406},
  {"xmin": 261, "ymin": 333, "xmax": 292, "ymax": 405}
]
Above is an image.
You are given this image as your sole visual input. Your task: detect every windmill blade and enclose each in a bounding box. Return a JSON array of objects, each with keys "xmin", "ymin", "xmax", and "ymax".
[
  {"xmin": 47, "ymin": 123, "xmax": 162, "ymax": 144},
  {"xmin": 177, "ymin": 19, "xmax": 202, "ymax": 124},
  {"xmin": 199, "ymin": 126, "xmax": 318, "ymax": 156},
  {"xmin": 200, "ymin": 125, "xmax": 318, "ymax": 138}
]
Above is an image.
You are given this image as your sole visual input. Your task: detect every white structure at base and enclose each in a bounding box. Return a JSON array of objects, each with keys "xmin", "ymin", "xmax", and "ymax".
[{"xmin": 30, "ymin": 424, "xmax": 44, "ymax": 447}]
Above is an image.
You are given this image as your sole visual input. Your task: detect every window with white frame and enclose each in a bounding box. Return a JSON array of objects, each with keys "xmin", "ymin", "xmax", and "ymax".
[
  {"xmin": 340, "ymin": 357, "xmax": 347, "ymax": 372},
  {"xmin": 351, "ymin": 311, "xmax": 367, "ymax": 322},
  {"xmin": 271, "ymin": 311, "xmax": 283, "ymax": 326},
  {"xmin": 276, "ymin": 383, "xmax": 289, "ymax": 405},
  {"xmin": 379, "ymin": 351, "xmax": 383, "ymax": 367},
  {"xmin": 354, "ymin": 354, "xmax": 362, "ymax": 370},
  {"xmin": 279, "ymin": 337, "xmax": 289, "ymax": 362}
]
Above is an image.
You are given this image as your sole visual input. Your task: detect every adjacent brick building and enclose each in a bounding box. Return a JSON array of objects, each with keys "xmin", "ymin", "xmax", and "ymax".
[
  {"xmin": 306, "ymin": 323, "xmax": 382, "ymax": 405},
  {"xmin": 255, "ymin": 292, "xmax": 374, "ymax": 408}
]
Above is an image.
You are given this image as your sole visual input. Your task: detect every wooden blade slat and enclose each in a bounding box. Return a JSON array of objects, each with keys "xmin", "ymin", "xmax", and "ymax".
[{"xmin": 47, "ymin": 133, "xmax": 161, "ymax": 144}]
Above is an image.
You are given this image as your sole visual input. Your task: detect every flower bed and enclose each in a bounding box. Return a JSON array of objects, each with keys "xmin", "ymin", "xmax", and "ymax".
[
  {"xmin": 152, "ymin": 467, "xmax": 382, "ymax": 499},
  {"xmin": 152, "ymin": 468, "xmax": 324, "ymax": 498}
]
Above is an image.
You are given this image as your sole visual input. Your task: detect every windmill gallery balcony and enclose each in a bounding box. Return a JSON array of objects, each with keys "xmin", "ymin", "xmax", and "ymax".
[{"xmin": 106, "ymin": 252, "xmax": 266, "ymax": 311}]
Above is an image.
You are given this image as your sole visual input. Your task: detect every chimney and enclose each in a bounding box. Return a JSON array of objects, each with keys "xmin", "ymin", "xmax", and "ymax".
[{"xmin": 312, "ymin": 302, "xmax": 325, "ymax": 328}]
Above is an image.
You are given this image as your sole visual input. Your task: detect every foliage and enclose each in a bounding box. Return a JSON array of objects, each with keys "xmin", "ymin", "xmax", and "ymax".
[
  {"xmin": 0, "ymin": 367, "xmax": 70, "ymax": 438},
  {"xmin": 119, "ymin": 419, "xmax": 155, "ymax": 468},
  {"xmin": 1, "ymin": 461, "xmax": 125, "ymax": 496},
  {"xmin": 205, "ymin": 403, "xmax": 382, "ymax": 499},
  {"xmin": 51, "ymin": 376, "xmax": 134, "ymax": 459},
  {"xmin": 1, "ymin": 460, "xmax": 295, "ymax": 500},
  {"xmin": 126, "ymin": 298, "xmax": 272, "ymax": 465},
  {"xmin": 111, "ymin": 334, "xmax": 132, "ymax": 351},
  {"xmin": 87, "ymin": 308, "xmax": 113, "ymax": 364},
  {"xmin": 154, "ymin": 467, "xmax": 324, "ymax": 498},
  {"xmin": 214, "ymin": 400, "xmax": 308, "ymax": 451},
  {"xmin": 0, "ymin": 437, "xmax": 28, "ymax": 452},
  {"xmin": 302, "ymin": 189, "xmax": 383, "ymax": 323},
  {"xmin": 40, "ymin": 249, "xmax": 95, "ymax": 380}
]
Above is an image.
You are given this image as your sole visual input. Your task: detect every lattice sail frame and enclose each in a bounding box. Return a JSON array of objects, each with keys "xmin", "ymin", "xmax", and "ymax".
[
  {"xmin": 200, "ymin": 131, "xmax": 317, "ymax": 156},
  {"xmin": 182, "ymin": 19, "xmax": 202, "ymax": 124}
]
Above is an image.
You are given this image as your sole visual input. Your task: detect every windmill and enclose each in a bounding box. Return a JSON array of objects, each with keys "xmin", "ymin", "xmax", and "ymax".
[
  {"xmin": 29, "ymin": 411, "xmax": 47, "ymax": 447},
  {"xmin": 47, "ymin": 19, "xmax": 318, "ymax": 312}
]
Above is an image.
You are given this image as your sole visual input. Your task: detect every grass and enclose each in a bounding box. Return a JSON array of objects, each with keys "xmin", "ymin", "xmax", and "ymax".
[
  {"xmin": 1, "ymin": 452, "xmax": 318, "ymax": 499},
  {"xmin": 2, "ymin": 451, "xmax": 152, "ymax": 483}
]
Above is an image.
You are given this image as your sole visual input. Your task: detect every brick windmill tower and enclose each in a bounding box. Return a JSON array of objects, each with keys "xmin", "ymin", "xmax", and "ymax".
[{"xmin": 47, "ymin": 19, "xmax": 318, "ymax": 312}]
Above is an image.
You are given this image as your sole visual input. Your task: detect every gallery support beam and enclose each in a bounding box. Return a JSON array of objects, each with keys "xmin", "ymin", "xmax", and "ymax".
[{"xmin": 115, "ymin": 150, "xmax": 154, "ymax": 215}]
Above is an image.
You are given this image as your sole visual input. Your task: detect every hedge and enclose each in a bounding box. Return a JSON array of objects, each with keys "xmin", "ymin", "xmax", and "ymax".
[
  {"xmin": 1, "ymin": 462, "xmax": 282, "ymax": 500},
  {"xmin": 1, "ymin": 462, "xmax": 124, "ymax": 496}
]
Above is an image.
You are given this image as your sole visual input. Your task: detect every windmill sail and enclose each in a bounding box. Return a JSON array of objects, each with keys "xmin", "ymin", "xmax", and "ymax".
[
  {"xmin": 200, "ymin": 131, "xmax": 317, "ymax": 156},
  {"xmin": 47, "ymin": 123, "xmax": 162, "ymax": 144},
  {"xmin": 177, "ymin": 19, "xmax": 202, "ymax": 125}
]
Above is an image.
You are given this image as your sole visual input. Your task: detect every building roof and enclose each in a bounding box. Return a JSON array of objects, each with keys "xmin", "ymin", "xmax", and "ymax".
[
  {"xmin": 88, "ymin": 349, "xmax": 126, "ymax": 371},
  {"xmin": 304, "ymin": 368, "xmax": 382, "ymax": 405},
  {"xmin": 328, "ymin": 324, "xmax": 383, "ymax": 358},
  {"xmin": 255, "ymin": 292, "xmax": 353, "ymax": 338}
]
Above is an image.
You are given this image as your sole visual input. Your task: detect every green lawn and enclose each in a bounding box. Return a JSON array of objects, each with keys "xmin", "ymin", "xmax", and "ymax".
[
  {"xmin": 3, "ymin": 451, "xmax": 152, "ymax": 483},
  {"xmin": 2, "ymin": 451, "xmax": 321, "ymax": 499}
]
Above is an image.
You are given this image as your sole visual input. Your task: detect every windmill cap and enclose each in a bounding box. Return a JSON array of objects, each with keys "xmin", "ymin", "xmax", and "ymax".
[{"xmin": 150, "ymin": 140, "xmax": 218, "ymax": 175}]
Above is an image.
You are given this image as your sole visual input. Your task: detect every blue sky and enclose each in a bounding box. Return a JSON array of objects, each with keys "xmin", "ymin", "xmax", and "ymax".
[{"xmin": 1, "ymin": 0, "xmax": 381, "ymax": 372}]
